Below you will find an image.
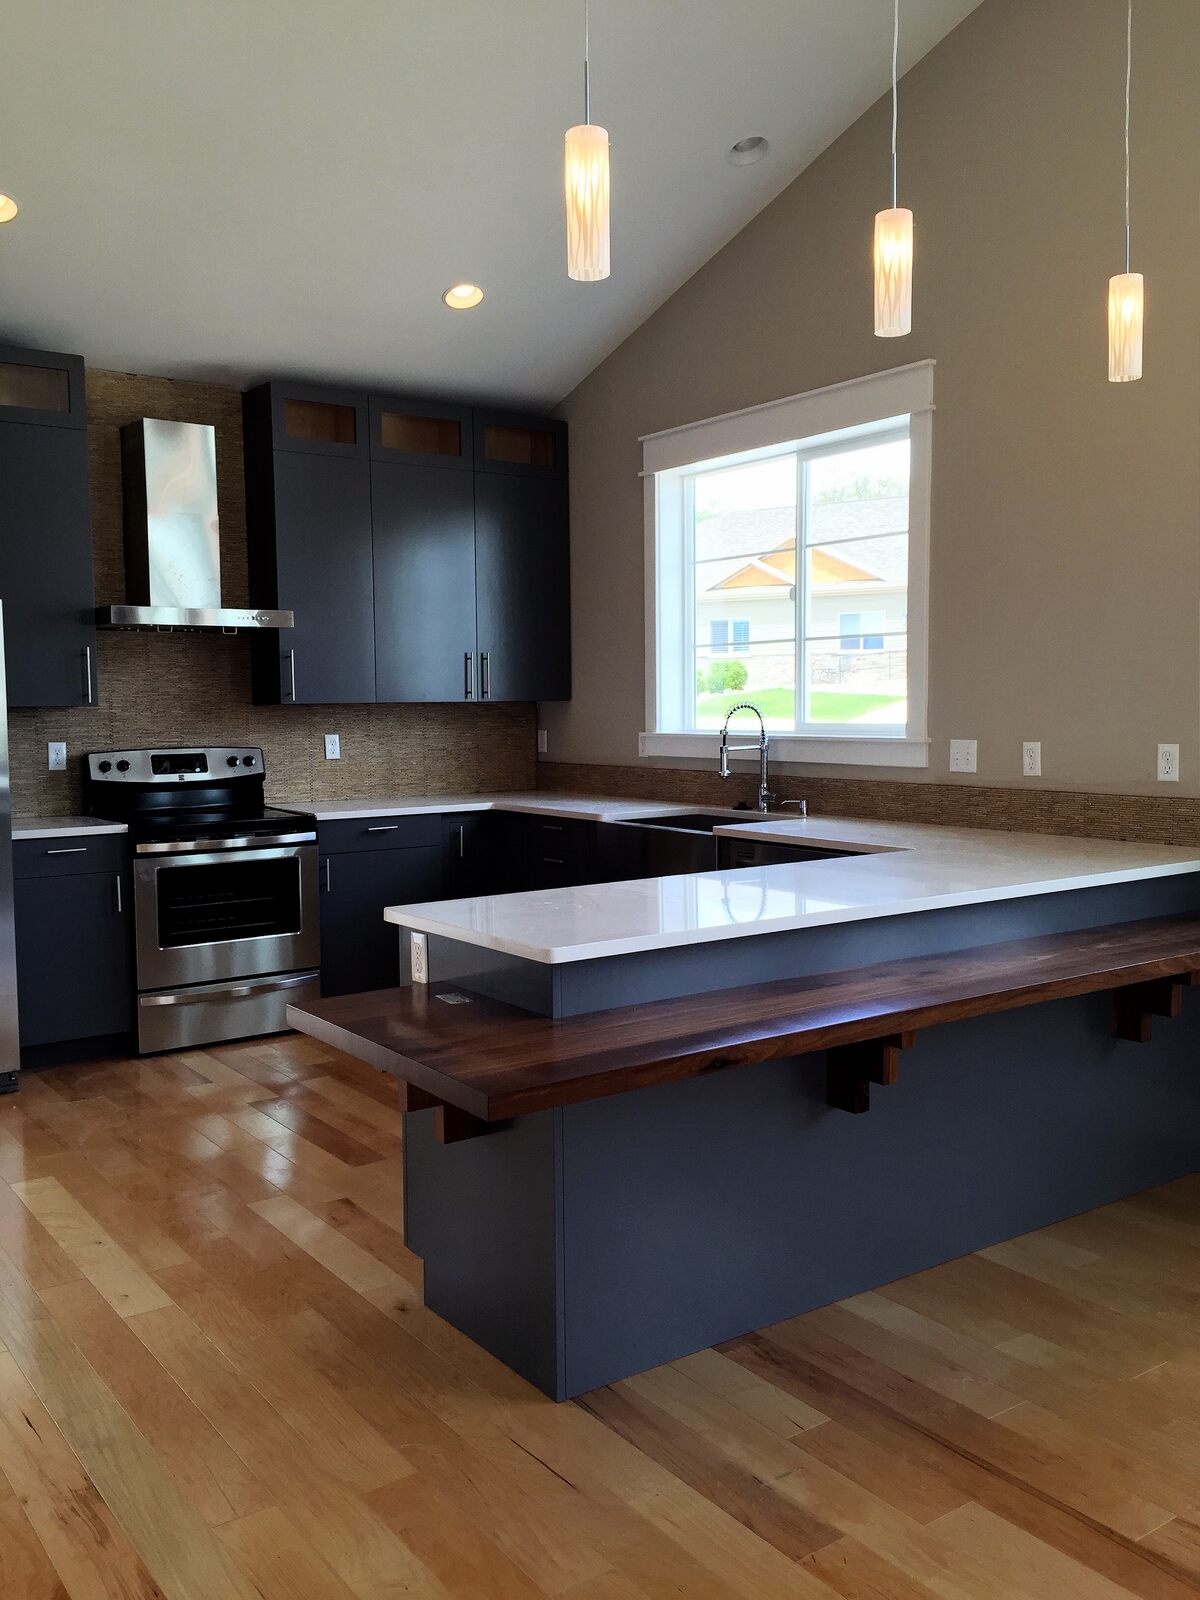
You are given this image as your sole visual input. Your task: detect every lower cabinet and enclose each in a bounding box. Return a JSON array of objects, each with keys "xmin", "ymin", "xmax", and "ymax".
[
  {"xmin": 14, "ymin": 838, "xmax": 133, "ymax": 1048},
  {"xmin": 318, "ymin": 839, "xmax": 444, "ymax": 997}
]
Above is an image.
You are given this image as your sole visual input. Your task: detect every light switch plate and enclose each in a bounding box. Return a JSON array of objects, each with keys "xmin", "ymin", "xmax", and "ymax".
[
  {"xmin": 949, "ymin": 738, "xmax": 977, "ymax": 774},
  {"xmin": 324, "ymin": 733, "xmax": 341, "ymax": 760},
  {"xmin": 47, "ymin": 742, "xmax": 66, "ymax": 771},
  {"xmin": 410, "ymin": 930, "xmax": 428, "ymax": 984}
]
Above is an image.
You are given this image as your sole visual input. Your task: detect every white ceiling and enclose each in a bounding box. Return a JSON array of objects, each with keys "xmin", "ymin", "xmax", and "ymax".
[{"xmin": 0, "ymin": 1, "xmax": 981, "ymax": 407}]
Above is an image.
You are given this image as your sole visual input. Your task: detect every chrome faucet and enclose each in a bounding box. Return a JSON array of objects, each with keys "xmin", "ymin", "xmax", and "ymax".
[{"xmin": 718, "ymin": 702, "xmax": 777, "ymax": 814}]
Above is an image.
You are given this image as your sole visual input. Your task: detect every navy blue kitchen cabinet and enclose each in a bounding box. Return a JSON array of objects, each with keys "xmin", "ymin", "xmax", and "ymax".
[
  {"xmin": 317, "ymin": 815, "xmax": 445, "ymax": 997},
  {"xmin": 0, "ymin": 345, "xmax": 98, "ymax": 708},
  {"xmin": 245, "ymin": 383, "xmax": 570, "ymax": 706},
  {"xmin": 14, "ymin": 836, "xmax": 133, "ymax": 1048}
]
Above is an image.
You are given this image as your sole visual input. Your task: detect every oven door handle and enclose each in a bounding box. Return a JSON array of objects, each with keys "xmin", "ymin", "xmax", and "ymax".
[
  {"xmin": 135, "ymin": 831, "xmax": 317, "ymax": 855},
  {"xmin": 140, "ymin": 973, "xmax": 318, "ymax": 1007}
]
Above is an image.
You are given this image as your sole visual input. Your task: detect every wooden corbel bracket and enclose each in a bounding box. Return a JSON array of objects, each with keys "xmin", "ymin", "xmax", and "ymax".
[
  {"xmin": 397, "ymin": 1080, "xmax": 496, "ymax": 1143},
  {"xmin": 1110, "ymin": 972, "xmax": 1199, "ymax": 1044},
  {"xmin": 827, "ymin": 1031, "xmax": 916, "ymax": 1114}
]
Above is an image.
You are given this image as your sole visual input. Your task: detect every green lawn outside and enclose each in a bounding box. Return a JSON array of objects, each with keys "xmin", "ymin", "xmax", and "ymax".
[{"xmin": 698, "ymin": 688, "xmax": 904, "ymax": 725}]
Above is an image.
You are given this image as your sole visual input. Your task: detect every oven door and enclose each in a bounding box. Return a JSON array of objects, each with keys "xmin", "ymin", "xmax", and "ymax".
[{"xmin": 133, "ymin": 843, "xmax": 320, "ymax": 991}]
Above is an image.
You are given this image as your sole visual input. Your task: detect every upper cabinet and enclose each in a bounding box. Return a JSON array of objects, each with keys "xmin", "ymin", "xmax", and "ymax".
[
  {"xmin": 244, "ymin": 381, "xmax": 571, "ymax": 707},
  {"xmin": 370, "ymin": 395, "xmax": 472, "ymax": 469},
  {"xmin": 473, "ymin": 409, "xmax": 563, "ymax": 479},
  {"xmin": 0, "ymin": 344, "xmax": 98, "ymax": 708},
  {"xmin": 244, "ymin": 383, "xmax": 376, "ymax": 705}
]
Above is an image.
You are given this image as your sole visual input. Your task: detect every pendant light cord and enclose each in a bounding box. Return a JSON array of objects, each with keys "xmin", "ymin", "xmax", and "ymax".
[
  {"xmin": 890, "ymin": 0, "xmax": 899, "ymax": 208},
  {"xmin": 1123, "ymin": 0, "xmax": 1132, "ymax": 273},
  {"xmin": 585, "ymin": 0, "xmax": 595, "ymax": 126}
]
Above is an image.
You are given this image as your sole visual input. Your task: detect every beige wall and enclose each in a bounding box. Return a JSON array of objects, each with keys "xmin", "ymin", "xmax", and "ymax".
[{"xmin": 544, "ymin": 0, "xmax": 1200, "ymax": 797}]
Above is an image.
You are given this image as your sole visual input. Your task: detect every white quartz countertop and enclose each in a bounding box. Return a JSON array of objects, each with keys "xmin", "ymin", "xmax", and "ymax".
[
  {"xmin": 381, "ymin": 809, "xmax": 1200, "ymax": 965},
  {"xmin": 13, "ymin": 815, "xmax": 128, "ymax": 840},
  {"xmin": 268, "ymin": 791, "xmax": 728, "ymax": 824}
]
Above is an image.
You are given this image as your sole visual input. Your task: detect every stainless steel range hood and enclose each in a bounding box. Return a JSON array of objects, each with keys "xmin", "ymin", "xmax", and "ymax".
[{"xmin": 97, "ymin": 418, "xmax": 293, "ymax": 632}]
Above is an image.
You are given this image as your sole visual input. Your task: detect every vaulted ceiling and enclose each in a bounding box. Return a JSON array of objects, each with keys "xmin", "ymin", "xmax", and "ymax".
[{"xmin": 0, "ymin": 0, "xmax": 981, "ymax": 405}]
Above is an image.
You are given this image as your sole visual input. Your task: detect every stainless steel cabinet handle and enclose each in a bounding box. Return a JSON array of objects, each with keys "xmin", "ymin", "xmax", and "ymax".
[
  {"xmin": 458, "ymin": 823, "xmax": 465, "ymax": 858},
  {"xmin": 286, "ymin": 649, "xmax": 297, "ymax": 702},
  {"xmin": 464, "ymin": 651, "xmax": 474, "ymax": 699},
  {"xmin": 321, "ymin": 858, "xmax": 331, "ymax": 892},
  {"xmin": 115, "ymin": 875, "xmax": 123, "ymax": 913},
  {"xmin": 543, "ymin": 856, "xmax": 565, "ymax": 865},
  {"xmin": 366, "ymin": 825, "xmax": 399, "ymax": 832},
  {"xmin": 83, "ymin": 645, "xmax": 94, "ymax": 705},
  {"xmin": 46, "ymin": 846, "xmax": 87, "ymax": 855},
  {"xmin": 141, "ymin": 973, "xmax": 317, "ymax": 1007},
  {"xmin": 480, "ymin": 652, "xmax": 491, "ymax": 699}
]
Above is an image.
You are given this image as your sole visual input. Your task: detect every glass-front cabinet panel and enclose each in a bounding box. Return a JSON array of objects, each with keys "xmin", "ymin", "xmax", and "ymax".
[
  {"xmin": 282, "ymin": 398, "xmax": 358, "ymax": 448},
  {"xmin": 369, "ymin": 396, "xmax": 472, "ymax": 467},
  {"xmin": 0, "ymin": 346, "xmax": 85, "ymax": 428},
  {"xmin": 473, "ymin": 409, "xmax": 565, "ymax": 477}
]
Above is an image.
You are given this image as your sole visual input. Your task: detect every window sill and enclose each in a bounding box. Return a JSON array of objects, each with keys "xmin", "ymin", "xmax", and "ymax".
[{"xmin": 638, "ymin": 732, "xmax": 930, "ymax": 769}]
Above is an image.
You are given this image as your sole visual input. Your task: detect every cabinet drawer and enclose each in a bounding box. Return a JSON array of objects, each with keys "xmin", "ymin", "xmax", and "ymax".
[
  {"xmin": 527, "ymin": 816, "xmax": 595, "ymax": 860},
  {"xmin": 14, "ymin": 835, "xmax": 128, "ymax": 879},
  {"xmin": 317, "ymin": 814, "xmax": 445, "ymax": 854}
]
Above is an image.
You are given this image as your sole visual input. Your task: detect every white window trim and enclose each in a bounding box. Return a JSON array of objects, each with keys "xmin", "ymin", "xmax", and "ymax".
[{"xmin": 641, "ymin": 360, "xmax": 933, "ymax": 770}]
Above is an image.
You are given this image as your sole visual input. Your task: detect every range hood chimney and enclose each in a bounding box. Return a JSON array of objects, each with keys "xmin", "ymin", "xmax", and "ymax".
[{"xmin": 97, "ymin": 418, "xmax": 292, "ymax": 631}]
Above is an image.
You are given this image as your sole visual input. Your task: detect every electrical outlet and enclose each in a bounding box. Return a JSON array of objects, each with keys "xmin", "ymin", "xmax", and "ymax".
[
  {"xmin": 47, "ymin": 741, "xmax": 66, "ymax": 771},
  {"xmin": 410, "ymin": 930, "xmax": 428, "ymax": 984},
  {"xmin": 949, "ymin": 738, "xmax": 977, "ymax": 774},
  {"xmin": 1157, "ymin": 743, "xmax": 1180, "ymax": 782},
  {"xmin": 537, "ymin": 728, "xmax": 548, "ymax": 755},
  {"xmin": 324, "ymin": 733, "xmax": 341, "ymax": 760},
  {"xmin": 1022, "ymin": 741, "xmax": 1042, "ymax": 777}
]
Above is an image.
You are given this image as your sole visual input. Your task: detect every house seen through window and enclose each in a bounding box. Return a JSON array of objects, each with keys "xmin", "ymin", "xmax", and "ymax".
[{"xmin": 689, "ymin": 429, "xmax": 910, "ymax": 732}]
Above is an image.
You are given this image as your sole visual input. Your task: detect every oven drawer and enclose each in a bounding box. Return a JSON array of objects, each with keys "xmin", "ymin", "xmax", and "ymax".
[
  {"xmin": 133, "ymin": 842, "xmax": 320, "ymax": 991},
  {"xmin": 14, "ymin": 835, "xmax": 128, "ymax": 879},
  {"xmin": 137, "ymin": 970, "xmax": 319, "ymax": 1054},
  {"xmin": 317, "ymin": 814, "xmax": 444, "ymax": 854}
]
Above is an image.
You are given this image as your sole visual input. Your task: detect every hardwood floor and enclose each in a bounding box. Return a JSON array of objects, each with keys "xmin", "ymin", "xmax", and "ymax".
[{"xmin": 0, "ymin": 1035, "xmax": 1198, "ymax": 1599}]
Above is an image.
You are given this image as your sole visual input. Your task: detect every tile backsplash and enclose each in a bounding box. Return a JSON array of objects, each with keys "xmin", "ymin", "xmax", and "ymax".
[{"xmin": 9, "ymin": 368, "xmax": 536, "ymax": 815}]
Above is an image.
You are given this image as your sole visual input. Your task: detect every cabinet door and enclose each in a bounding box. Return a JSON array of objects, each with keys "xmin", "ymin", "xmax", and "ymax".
[
  {"xmin": 0, "ymin": 421, "xmax": 97, "ymax": 708},
  {"xmin": 372, "ymin": 462, "xmax": 477, "ymax": 703},
  {"xmin": 472, "ymin": 410, "xmax": 564, "ymax": 479},
  {"xmin": 0, "ymin": 344, "xmax": 85, "ymax": 430},
  {"xmin": 319, "ymin": 845, "xmax": 445, "ymax": 997},
  {"xmin": 474, "ymin": 472, "xmax": 571, "ymax": 702},
  {"xmin": 444, "ymin": 812, "xmax": 506, "ymax": 897},
  {"xmin": 268, "ymin": 382, "xmax": 368, "ymax": 458},
  {"xmin": 370, "ymin": 396, "xmax": 472, "ymax": 468},
  {"xmin": 264, "ymin": 451, "xmax": 375, "ymax": 704},
  {"xmin": 16, "ymin": 871, "xmax": 133, "ymax": 1047}
]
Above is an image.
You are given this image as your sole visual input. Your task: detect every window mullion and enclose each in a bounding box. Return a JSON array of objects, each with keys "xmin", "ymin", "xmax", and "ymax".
[{"xmin": 795, "ymin": 452, "xmax": 807, "ymax": 733}]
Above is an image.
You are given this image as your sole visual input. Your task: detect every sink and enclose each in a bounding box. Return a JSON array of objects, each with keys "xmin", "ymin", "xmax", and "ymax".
[{"xmin": 632, "ymin": 811, "xmax": 762, "ymax": 833}]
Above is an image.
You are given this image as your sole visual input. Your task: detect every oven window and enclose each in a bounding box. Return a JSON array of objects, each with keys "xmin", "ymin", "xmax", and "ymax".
[{"xmin": 156, "ymin": 858, "xmax": 302, "ymax": 947}]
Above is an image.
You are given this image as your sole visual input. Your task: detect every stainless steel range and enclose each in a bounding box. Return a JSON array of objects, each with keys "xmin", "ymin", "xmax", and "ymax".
[{"xmin": 85, "ymin": 747, "xmax": 318, "ymax": 1053}]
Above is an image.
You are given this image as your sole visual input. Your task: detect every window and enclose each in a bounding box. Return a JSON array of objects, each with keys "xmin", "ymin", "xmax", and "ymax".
[
  {"xmin": 709, "ymin": 619, "xmax": 749, "ymax": 655},
  {"xmin": 642, "ymin": 362, "xmax": 931, "ymax": 768}
]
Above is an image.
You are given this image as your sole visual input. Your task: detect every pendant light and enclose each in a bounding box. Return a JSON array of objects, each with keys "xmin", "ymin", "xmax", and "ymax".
[
  {"xmin": 564, "ymin": 0, "xmax": 610, "ymax": 281},
  {"xmin": 874, "ymin": 0, "xmax": 912, "ymax": 337},
  {"xmin": 1108, "ymin": 0, "xmax": 1142, "ymax": 382}
]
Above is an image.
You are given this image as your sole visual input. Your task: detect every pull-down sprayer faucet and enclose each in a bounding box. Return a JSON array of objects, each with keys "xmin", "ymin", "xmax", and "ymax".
[{"xmin": 717, "ymin": 702, "xmax": 776, "ymax": 814}]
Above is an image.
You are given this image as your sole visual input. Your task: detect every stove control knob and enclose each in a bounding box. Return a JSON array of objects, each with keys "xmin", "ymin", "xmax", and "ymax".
[
  {"xmin": 115, "ymin": 759, "xmax": 130, "ymax": 773},
  {"xmin": 97, "ymin": 760, "xmax": 112, "ymax": 773},
  {"xmin": 242, "ymin": 755, "xmax": 255, "ymax": 767},
  {"xmin": 227, "ymin": 755, "xmax": 240, "ymax": 767}
]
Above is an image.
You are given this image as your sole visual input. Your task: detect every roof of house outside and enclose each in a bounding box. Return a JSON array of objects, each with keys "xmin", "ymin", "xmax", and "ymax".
[{"xmin": 699, "ymin": 496, "xmax": 908, "ymax": 592}]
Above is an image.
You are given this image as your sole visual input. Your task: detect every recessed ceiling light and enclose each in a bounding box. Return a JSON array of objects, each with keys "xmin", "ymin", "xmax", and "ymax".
[
  {"xmin": 726, "ymin": 136, "xmax": 769, "ymax": 167},
  {"xmin": 0, "ymin": 195, "xmax": 20, "ymax": 223},
  {"xmin": 442, "ymin": 283, "xmax": 484, "ymax": 310}
]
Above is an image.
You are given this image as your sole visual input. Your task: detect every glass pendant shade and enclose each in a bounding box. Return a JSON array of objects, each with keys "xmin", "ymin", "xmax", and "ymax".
[
  {"xmin": 874, "ymin": 207, "xmax": 913, "ymax": 337},
  {"xmin": 1107, "ymin": 271, "xmax": 1143, "ymax": 382},
  {"xmin": 564, "ymin": 123, "xmax": 610, "ymax": 281}
]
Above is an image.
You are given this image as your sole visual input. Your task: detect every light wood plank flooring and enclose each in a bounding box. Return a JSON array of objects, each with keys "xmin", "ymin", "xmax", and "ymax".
[{"xmin": 0, "ymin": 1033, "xmax": 1198, "ymax": 1599}]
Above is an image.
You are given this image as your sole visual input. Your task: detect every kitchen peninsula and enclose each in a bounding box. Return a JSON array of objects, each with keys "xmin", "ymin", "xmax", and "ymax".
[{"xmin": 290, "ymin": 806, "xmax": 1200, "ymax": 1399}]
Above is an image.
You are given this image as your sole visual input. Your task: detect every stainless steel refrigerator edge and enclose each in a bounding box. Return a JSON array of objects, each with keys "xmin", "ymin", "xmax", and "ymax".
[{"xmin": 0, "ymin": 603, "xmax": 20, "ymax": 1093}]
